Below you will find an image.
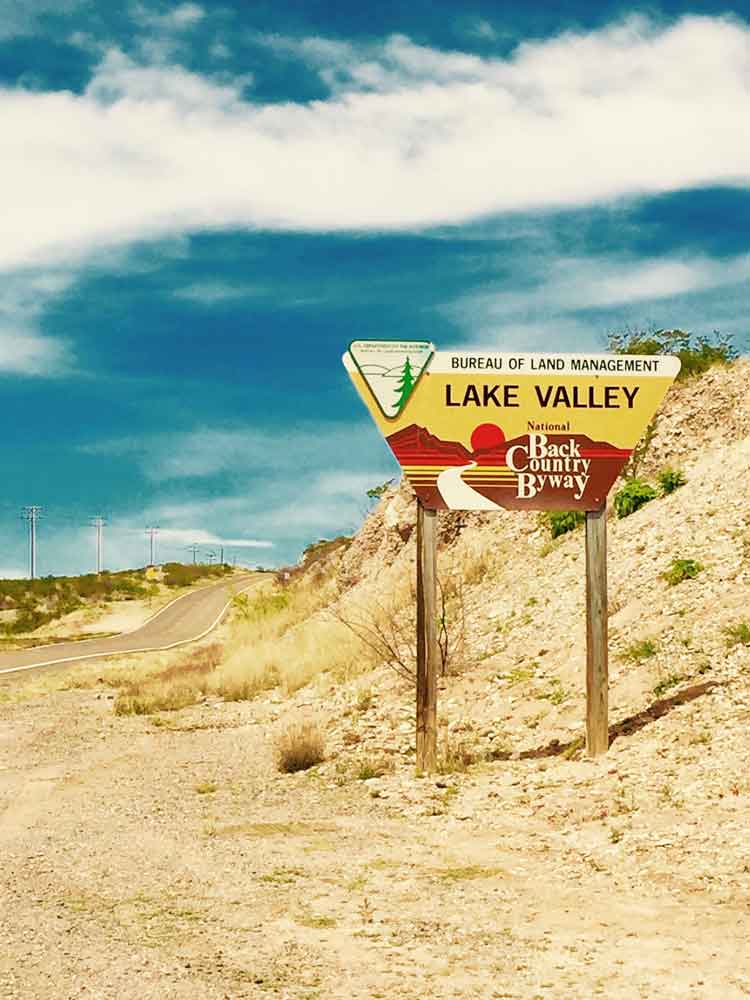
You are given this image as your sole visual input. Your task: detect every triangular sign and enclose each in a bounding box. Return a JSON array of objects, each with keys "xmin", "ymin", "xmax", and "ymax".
[
  {"xmin": 343, "ymin": 347, "xmax": 682, "ymax": 512},
  {"xmin": 348, "ymin": 340, "xmax": 434, "ymax": 419}
]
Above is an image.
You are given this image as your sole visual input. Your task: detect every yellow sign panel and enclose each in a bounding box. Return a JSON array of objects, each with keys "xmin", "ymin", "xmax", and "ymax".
[{"xmin": 343, "ymin": 341, "xmax": 680, "ymax": 511}]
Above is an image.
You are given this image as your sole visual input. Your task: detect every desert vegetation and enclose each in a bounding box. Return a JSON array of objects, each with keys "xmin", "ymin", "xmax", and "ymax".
[
  {"xmin": 0, "ymin": 569, "xmax": 157, "ymax": 636},
  {"xmin": 0, "ymin": 562, "xmax": 234, "ymax": 640},
  {"xmin": 538, "ymin": 509, "xmax": 585, "ymax": 538},
  {"xmin": 607, "ymin": 326, "xmax": 736, "ymax": 380},
  {"xmin": 2, "ymin": 353, "xmax": 750, "ymax": 1000},
  {"xmin": 274, "ymin": 719, "xmax": 326, "ymax": 773},
  {"xmin": 161, "ymin": 561, "xmax": 233, "ymax": 588}
]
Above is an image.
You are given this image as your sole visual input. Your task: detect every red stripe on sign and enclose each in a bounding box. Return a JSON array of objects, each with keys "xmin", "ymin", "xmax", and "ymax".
[
  {"xmin": 580, "ymin": 451, "xmax": 632, "ymax": 458},
  {"xmin": 393, "ymin": 458, "xmax": 468, "ymax": 465}
]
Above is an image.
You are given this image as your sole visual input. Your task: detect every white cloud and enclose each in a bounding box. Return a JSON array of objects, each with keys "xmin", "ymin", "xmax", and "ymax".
[
  {"xmin": 86, "ymin": 48, "xmax": 246, "ymax": 107},
  {"xmin": 173, "ymin": 281, "xmax": 262, "ymax": 304},
  {"xmin": 130, "ymin": 2, "xmax": 205, "ymax": 33},
  {"xmin": 156, "ymin": 528, "xmax": 273, "ymax": 548},
  {"xmin": 313, "ymin": 471, "xmax": 388, "ymax": 497},
  {"xmin": 0, "ymin": 0, "xmax": 84, "ymax": 40},
  {"xmin": 0, "ymin": 269, "xmax": 73, "ymax": 374},
  {"xmin": 466, "ymin": 317, "xmax": 606, "ymax": 353},
  {"xmin": 166, "ymin": 3, "xmax": 204, "ymax": 29},
  {"xmin": 80, "ymin": 422, "xmax": 394, "ymax": 564},
  {"xmin": 1, "ymin": 16, "xmax": 749, "ymax": 271},
  {"xmin": 454, "ymin": 252, "xmax": 750, "ymax": 325},
  {"xmin": 0, "ymin": 329, "xmax": 67, "ymax": 374},
  {"xmin": 469, "ymin": 20, "xmax": 499, "ymax": 41},
  {"xmin": 209, "ymin": 40, "xmax": 231, "ymax": 61},
  {"xmin": 571, "ymin": 255, "xmax": 750, "ymax": 309},
  {"xmin": 219, "ymin": 537, "xmax": 274, "ymax": 548},
  {"xmin": 84, "ymin": 423, "xmax": 385, "ymax": 482}
]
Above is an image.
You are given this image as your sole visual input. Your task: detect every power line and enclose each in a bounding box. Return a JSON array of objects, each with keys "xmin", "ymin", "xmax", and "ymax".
[{"xmin": 22, "ymin": 506, "xmax": 42, "ymax": 580}]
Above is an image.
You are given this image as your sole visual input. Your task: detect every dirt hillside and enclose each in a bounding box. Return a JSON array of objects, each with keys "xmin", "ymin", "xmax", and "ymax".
[{"xmin": 1, "ymin": 359, "xmax": 749, "ymax": 999}]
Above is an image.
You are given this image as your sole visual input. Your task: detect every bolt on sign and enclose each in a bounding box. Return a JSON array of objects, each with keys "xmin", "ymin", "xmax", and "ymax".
[{"xmin": 344, "ymin": 341, "xmax": 681, "ymax": 511}]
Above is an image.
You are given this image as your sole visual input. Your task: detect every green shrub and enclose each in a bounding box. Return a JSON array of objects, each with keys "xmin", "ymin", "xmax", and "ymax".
[
  {"xmin": 366, "ymin": 479, "xmax": 395, "ymax": 500},
  {"xmin": 614, "ymin": 479, "xmax": 658, "ymax": 518},
  {"xmin": 623, "ymin": 638, "xmax": 658, "ymax": 661},
  {"xmin": 658, "ymin": 468, "xmax": 687, "ymax": 495},
  {"xmin": 653, "ymin": 671, "xmax": 687, "ymax": 698},
  {"xmin": 724, "ymin": 622, "xmax": 750, "ymax": 648},
  {"xmin": 539, "ymin": 510, "xmax": 585, "ymax": 539},
  {"xmin": 662, "ymin": 558, "xmax": 703, "ymax": 586},
  {"xmin": 607, "ymin": 328, "xmax": 736, "ymax": 380},
  {"xmin": 232, "ymin": 590, "xmax": 289, "ymax": 621},
  {"xmin": 0, "ymin": 569, "xmax": 165, "ymax": 635},
  {"xmin": 10, "ymin": 606, "xmax": 57, "ymax": 634},
  {"xmin": 162, "ymin": 562, "xmax": 231, "ymax": 588}
]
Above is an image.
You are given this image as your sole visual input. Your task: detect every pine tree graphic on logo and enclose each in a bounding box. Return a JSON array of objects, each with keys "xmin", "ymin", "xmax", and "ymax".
[
  {"xmin": 394, "ymin": 356, "xmax": 416, "ymax": 414},
  {"xmin": 346, "ymin": 340, "xmax": 434, "ymax": 419}
]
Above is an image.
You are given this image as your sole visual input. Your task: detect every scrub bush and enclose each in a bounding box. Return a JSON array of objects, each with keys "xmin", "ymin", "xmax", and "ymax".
[{"xmin": 614, "ymin": 479, "xmax": 658, "ymax": 518}]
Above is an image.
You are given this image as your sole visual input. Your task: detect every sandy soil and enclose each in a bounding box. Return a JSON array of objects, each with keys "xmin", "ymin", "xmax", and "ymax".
[
  {"xmin": 1, "ymin": 646, "xmax": 749, "ymax": 1000},
  {"xmin": 64, "ymin": 598, "xmax": 162, "ymax": 636},
  {"xmin": 1, "ymin": 364, "xmax": 749, "ymax": 998}
]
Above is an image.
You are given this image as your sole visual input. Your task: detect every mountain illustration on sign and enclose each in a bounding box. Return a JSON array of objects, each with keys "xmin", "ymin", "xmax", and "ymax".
[{"xmin": 386, "ymin": 423, "xmax": 633, "ymax": 511}]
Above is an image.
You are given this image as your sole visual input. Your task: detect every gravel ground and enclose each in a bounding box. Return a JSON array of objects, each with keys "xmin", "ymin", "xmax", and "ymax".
[
  {"xmin": 1, "ymin": 362, "xmax": 749, "ymax": 999},
  {"xmin": 1, "ymin": 644, "xmax": 749, "ymax": 1000}
]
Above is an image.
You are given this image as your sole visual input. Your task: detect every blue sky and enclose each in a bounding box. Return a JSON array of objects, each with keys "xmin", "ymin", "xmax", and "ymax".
[{"xmin": 1, "ymin": 1, "xmax": 748, "ymax": 576}]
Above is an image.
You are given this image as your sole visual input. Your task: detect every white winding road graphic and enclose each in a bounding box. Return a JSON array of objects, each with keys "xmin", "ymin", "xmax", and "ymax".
[{"xmin": 436, "ymin": 463, "xmax": 501, "ymax": 510}]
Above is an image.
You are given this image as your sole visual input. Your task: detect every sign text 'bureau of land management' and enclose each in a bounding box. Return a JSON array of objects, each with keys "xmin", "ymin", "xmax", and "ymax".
[{"xmin": 343, "ymin": 341, "xmax": 681, "ymax": 512}]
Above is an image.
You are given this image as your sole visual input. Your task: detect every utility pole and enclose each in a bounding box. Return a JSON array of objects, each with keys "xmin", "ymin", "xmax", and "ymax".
[
  {"xmin": 585, "ymin": 505, "xmax": 609, "ymax": 756},
  {"xmin": 187, "ymin": 543, "xmax": 200, "ymax": 565},
  {"xmin": 91, "ymin": 516, "xmax": 105, "ymax": 575},
  {"xmin": 207, "ymin": 551, "xmax": 215, "ymax": 565},
  {"xmin": 415, "ymin": 499, "xmax": 438, "ymax": 773},
  {"xmin": 22, "ymin": 506, "xmax": 42, "ymax": 580},
  {"xmin": 219, "ymin": 545, "xmax": 224, "ymax": 566},
  {"xmin": 145, "ymin": 526, "xmax": 159, "ymax": 567}
]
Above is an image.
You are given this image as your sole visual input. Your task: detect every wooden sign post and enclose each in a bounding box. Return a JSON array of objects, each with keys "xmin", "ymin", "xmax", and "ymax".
[
  {"xmin": 585, "ymin": 506, "xmax": 609, "ymax": 756},
  {"xmin": 343, "ymin": 343, "xmax": 680, "ymax": 770},
  {"xmin": 416, "ymin": 500, "xmax": 438, "ymax": 772}
]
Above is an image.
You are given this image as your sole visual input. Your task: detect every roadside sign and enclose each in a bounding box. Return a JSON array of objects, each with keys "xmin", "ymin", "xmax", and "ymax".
[
  {"xmin": 348, "ymin": 340, "xmax": 434, "ymax": 418},
  {"xmin": 343, "ymin": 344, "xmax": 680, "ymax": 511}
]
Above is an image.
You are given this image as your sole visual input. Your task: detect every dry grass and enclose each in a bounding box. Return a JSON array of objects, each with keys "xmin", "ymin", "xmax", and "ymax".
[
  {"xmin": 0, "ymin": 652, "xmax": 179, "ymax": 705},
  {"xmin": 275, "ymin": 720, "xmax": 326, "ymax": 773},
  {"xmin": 26, "ymin": 575, "xmax": 366, "ymax": 716},
  {"xmin": 436, "ymin": 738, "xmax": 479, "ymax": 775},
  {"xmin": 355, "ymin": 755, "xmax": 395, "ymax": 781},
  {"xmin": 332, "ymin": 566, "xmax": 467, "ymax": 681},
  {"xmin": 113, "ymin": 644, "xmax": 223, "ymax": 716},
  {"xmin": 213, "ymin": 579, "xmax": 375, "ymax": 701},
  {"xmin": 450, "ymin": 536, "xmax": 503, "ymax": 588},
  {"xmin": 3, "ymin": 550, "xmax": 456, "ymax": 718}
]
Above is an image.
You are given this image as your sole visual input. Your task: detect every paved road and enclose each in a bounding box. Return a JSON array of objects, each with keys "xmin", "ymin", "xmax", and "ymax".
[{"xmin": 0, "ymin": 573, "xmax": 258, "ymax": 677}]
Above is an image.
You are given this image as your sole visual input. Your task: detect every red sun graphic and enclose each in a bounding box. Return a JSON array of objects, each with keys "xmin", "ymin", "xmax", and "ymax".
[{"xmin": 471, "ymin": 423, "xmax": 506, "ymax": 452}]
